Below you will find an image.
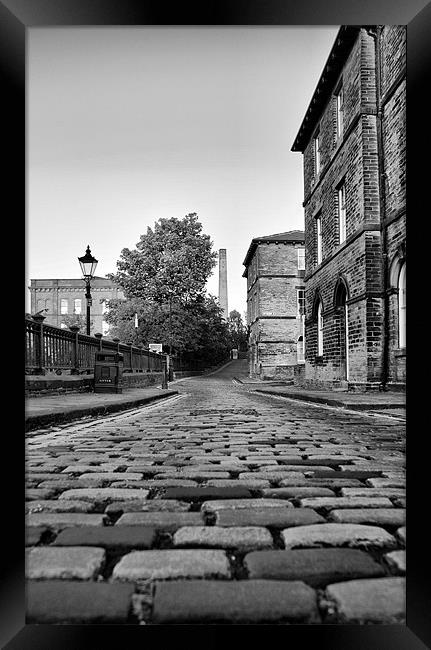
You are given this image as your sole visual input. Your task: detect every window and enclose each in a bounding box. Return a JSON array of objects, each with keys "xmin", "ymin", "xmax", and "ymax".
[
  {"xmin": 335, "ymin": 85, "xmax": 344, "ymax": 139},
  {"xmin": 101, "ymin": 299, "xmax": 108, "ymax": 314},
  {"xmin": 337, "ymin": 183, "xmax": 347, "ymax": 244},
  {"xmin": 297, "ymin": 289, "xmax": 306, "ymax": 317},
  {"xmin": 74, "ymin": 299, "xmax": 82, "ymax": 314},
  {"xmin": 60, "ymin": 299, "xmax": 68, "ymax": 314},
  {"xmin": 316, "ymin": 215, "xmax": 322, "ymax": 265},
  {"xmin": 313, "ymin": 132, "xmax": 321, "ymax": 176},
  {"xmin": 398, "ymin": 263, "xmax": 406, "ymax": 348},
  {"xmin": 102, "ymin": 320, "xmax": 110, "ymax": 335},
  {"xmin": 297, "ymin": 336, "xmax": 305, "ymax": 364},
  {"xmin": 317, "ymin": 302, "xmax": 324, "ymax": 356},
  {"xmin": 297, "ymin": 248, "xmax": 305, "ymax": 270}
]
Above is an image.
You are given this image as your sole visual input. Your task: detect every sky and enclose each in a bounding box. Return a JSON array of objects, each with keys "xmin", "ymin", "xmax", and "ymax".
[{"xmin": 27, "ymin": 26, "xmax": 339, "ymax": 317}]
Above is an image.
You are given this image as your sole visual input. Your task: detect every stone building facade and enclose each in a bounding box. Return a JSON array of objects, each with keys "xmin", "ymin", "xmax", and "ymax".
[
  {"xmin": 291, "ymin": 26, "xmax": 406, "ymax": 390},
  {"xmin": 243, "ymin": 231, "xmax": 305, "ymax": 380},
  {"xmin": 29, "ymin": 278, "xmax": 124, "ymax": 336}
]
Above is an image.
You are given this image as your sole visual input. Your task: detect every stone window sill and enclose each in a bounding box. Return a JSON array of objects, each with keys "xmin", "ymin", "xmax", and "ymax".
[{"xmin": 394, "ymin": 348, "xmax": 406, "ymax": 358}]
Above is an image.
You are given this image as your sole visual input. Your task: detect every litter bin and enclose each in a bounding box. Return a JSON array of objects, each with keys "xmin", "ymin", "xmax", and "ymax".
[{"xmin": 94, "ymin": 349, "xmax": 124, "ymax": 393}]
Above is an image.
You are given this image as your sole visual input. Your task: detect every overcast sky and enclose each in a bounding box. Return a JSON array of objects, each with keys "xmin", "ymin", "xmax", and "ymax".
[{"xmin": 27, "ymin": 26, "xmax": 339, "ymax": 316}]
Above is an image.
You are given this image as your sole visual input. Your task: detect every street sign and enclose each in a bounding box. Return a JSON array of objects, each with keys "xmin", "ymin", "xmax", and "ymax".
[{"xmin": 149, "ymin": 343, "xmax": 163, "ymax": 353}]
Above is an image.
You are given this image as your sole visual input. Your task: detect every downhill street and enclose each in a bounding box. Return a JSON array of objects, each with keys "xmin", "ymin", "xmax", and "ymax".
[{"xmin": 26, "ymin": 360, "xmax": 406, "ymax": 624}]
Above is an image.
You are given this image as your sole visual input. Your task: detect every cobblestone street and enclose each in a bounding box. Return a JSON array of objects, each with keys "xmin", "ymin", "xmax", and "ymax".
[{"xmin": 26, "ymin": 361, "xmax": 406, "ymax": 625}]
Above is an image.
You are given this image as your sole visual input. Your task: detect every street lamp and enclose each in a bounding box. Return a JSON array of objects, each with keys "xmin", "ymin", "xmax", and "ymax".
[{"xmin": 78, "ymin": 245, "xmax": 98, "ymax": 335}]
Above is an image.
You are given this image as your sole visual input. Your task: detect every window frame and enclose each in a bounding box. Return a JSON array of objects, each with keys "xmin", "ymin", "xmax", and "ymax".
[
  {"xmin": 313, "ymin": 130, "xmax": 321, "ymax": 177},
  {"xmin": 297, "ymin": 247, "xmax": 305, "ymax": 271},
  {"xmin": 335, "ymin": 83, "xmax": 344, "ymax": 140},
  {"xmin": 60, "ymin": 298, "xmax": 68, "ymax": 315},
  {"xmin": 297, "ymin": 288, "xmax": 306, "ymax": 317},
  {"xmin": 315, "ymin": 214, "xmax": 322, "ymax": 265},
  {"xmin": 337, "ymin": 181, "xmax": 347, "ymax": 244},
  {"xmin": 74, "ymin": 298, "xmax": 82, "ymax": 314}
]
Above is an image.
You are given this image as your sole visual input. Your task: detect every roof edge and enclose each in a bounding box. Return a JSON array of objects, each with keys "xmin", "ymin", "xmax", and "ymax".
[{"xmin": 291, "ymin": 26, "xmax": 361, "ymax": 153}]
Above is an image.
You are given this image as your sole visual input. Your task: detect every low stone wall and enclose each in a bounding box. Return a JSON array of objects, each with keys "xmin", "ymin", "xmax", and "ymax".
[{"xmin": 25, "ymin": 371, "xmax": 165, "ymax": 397}]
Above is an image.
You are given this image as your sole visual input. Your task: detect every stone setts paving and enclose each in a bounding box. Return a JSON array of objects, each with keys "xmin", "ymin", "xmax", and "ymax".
[{"xmin": 25, "ymin": 368, "xmax": 406, "ymax": 624}]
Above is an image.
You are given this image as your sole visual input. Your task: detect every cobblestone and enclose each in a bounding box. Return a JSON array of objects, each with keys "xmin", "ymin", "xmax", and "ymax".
[
  {"xmin": 173, "ymin": 525, "xmax": 273, "ymax": 550},
  {"xmin": 152, "ymin": 579, "xmax": 319, "ymax": 623},
  {"xmin": 384, "ymin": 550, "xmax": 406, "ymax": 573},
  {"xmin": 244, "ymin": 548, "xmax": 385, "ymax": 586},
  {"xmin": 25, "ymin": 360, "xmax": 405, "ymax": 625},
  {"xmin": 325, "ymin": 577, "xmax": 405, "ymax": 623},
  {"xmin": 113, "ymin": 549, "xmax": 231, "ymax": 580},
  {"xmin": 214, "ymin": 507, "xmax": 324, "ymax": 528},
  {"xmin": 105, "ymin": 499, "xmax": 191, "ymax": 515},
  {"xmin": 298, "ymin": 497, "xmax": 393, "ymax": 510},
  {"xmin": 26, "ymin": 580, "xmax": 135, "ymax": 622},
  {"xmin": 202, "ymin": 498, "xmax": 292, "ymax": 512},
  {"xmin": 328, "ymin": 508, "xmax": 406, "ymax": 526},
  {"xmin": 281, "ymin": 523, "xmax": 397, "ymax": 550},
  {"xmin": 26, "ymin": 513, "xmax": 107, "ymax": 529},
  {"xmin": 261, "ymin": 487, "xmax": 335, "ymax": 499},
  {"xmin": 26, "ymin": 546, "xmax": 106, "ymax": 580},
  {"xmin": 115, "ymin": 512, "xmax": 204, "ymax": 530},
  {"xmin": 25, "ymin": 499, "xmax": 95, "ymax": 514},
  {"xmin": 58, "ymin": 488, "xmax": 150, "ymax": 502},
  {"xmin": 396, "ymin": 526, "xmax": 406, "ymax": 546},
  {"xmin": 53, "ymin": 526, "xmax": 156, "ymax": 549}
]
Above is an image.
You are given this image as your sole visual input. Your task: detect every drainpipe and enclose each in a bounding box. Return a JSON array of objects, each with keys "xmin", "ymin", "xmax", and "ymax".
[{"xmin": 366, "ymin": 26, "xmax": 389, "ymax": 390}]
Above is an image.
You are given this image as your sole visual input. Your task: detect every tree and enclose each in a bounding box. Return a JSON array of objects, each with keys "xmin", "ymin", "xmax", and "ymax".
[
  {"xmin": 60, "ymin": 313, "xmax": 94, "ymax": 333},
  {"xmin": 228, "ymin": 310, "xmax": 248, "ymax": 351},
  {"xmin": 105, "ymin": 214, "xmax": 231, "ymax": 366},
  {"xmin": 109, "ymin": 213, "xmax": 217, "ymax": 304}
]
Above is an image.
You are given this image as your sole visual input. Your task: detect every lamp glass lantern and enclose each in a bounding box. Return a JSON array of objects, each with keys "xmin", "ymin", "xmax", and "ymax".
[{"xmin": 78, "ymin": 245, "xmax": 98, "ymax": 280}]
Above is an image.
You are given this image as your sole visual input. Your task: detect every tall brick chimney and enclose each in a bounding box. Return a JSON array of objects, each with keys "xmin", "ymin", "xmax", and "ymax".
[{"xmin": 218, "ymin": 249, "xmax": 228, "ymax": 321}]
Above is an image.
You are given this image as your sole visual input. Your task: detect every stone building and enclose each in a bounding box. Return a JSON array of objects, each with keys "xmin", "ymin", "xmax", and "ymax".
[
  {"xmin": 29, "ymin": 277, "xmax": 124, "ymax": 335},
  {"xmin": 291, "ymin": 25, "xmax": 406, "ymax": 391},
  {"xmin": 243, "ymin": 231, "xmax": 305, "ymax": 380}
]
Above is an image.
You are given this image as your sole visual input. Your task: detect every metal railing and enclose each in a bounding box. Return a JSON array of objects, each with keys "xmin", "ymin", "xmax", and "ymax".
[{"xmin": 25, "ymin": 317, "xmax": 167, "ymax": 375}]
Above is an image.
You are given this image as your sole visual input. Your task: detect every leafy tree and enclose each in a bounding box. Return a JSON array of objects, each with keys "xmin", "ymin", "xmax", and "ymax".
[
  {"xmin": 228, "ymin": 309, "xmax": 248, "ymax": 351},
  {"xmin": 109, "ymin": 213, "xmax": 217, "ymax": 304},
  {"xmin": 105, "ymin": 214, "xmax": 231, "ymax": 366}
]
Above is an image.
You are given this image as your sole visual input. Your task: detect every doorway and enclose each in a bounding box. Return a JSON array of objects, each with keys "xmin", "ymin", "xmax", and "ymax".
[{"xmin": 334, "ymin": 281, "xmax": 349, "ymax": 381}]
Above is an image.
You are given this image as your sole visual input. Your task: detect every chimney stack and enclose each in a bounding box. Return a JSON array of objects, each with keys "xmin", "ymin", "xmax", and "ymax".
[{"xmin": 218, "ymin": 249, "xmax": 228, "ymax": 321}]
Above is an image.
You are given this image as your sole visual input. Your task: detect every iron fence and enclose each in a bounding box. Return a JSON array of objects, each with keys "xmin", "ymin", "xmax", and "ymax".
[{"xmin": 25, "ymin": 317, "xmax": 166, "ymax": 375}]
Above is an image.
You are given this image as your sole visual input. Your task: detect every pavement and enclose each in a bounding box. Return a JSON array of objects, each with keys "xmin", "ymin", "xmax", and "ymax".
[
  {"xmin": 25, "ymin": 386, "xmax": 179, "ymax": 432},
  {"xmin": 24, "ymin": 359, "xmax": 406, "ymax": 625},
  {"xmin": 235, "ymin": 377, "xmax": 405, "ymax": 419}
]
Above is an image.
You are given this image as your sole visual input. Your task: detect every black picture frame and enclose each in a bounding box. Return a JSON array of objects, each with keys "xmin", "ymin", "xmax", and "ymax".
[{"xmin": 3, "ymin": 0, "xmax": 429, "ymax": 647}]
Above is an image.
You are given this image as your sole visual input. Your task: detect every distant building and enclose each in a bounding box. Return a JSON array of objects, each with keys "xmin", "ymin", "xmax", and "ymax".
[
  {"xmin": 243, "ymin": 231, "xmax": 305, "ymax": 380},
  {"xmin": 291, "ymin": 26, "xmax": 406, "ymax": 390},
  {"xmin": 29, "ymin": 277, "xmax": 124, "ymax": 335}
]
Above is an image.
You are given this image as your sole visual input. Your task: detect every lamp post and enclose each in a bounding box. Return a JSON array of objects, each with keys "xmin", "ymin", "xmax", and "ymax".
[{"xmin": 78, "ymin": 245, "xmax": 98, "ymax": 335}]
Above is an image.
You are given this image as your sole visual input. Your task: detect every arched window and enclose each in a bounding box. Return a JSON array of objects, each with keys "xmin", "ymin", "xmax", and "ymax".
[
  {"xmin": 398, "ymin": 263, "xmax": 406, "ymax": 348},
  {"xmin": 297, "ymin": 336, "xmax": 305, "ymax": 364},
  {"xmin": 317, "ymin": 302, "xmax": 323, "ymax": 356}
]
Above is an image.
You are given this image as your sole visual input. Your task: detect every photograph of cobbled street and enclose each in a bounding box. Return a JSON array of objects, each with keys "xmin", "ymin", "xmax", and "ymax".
[{"xmin": 25, "ymin": 24, "xmax": 406, "ymax": 626}]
